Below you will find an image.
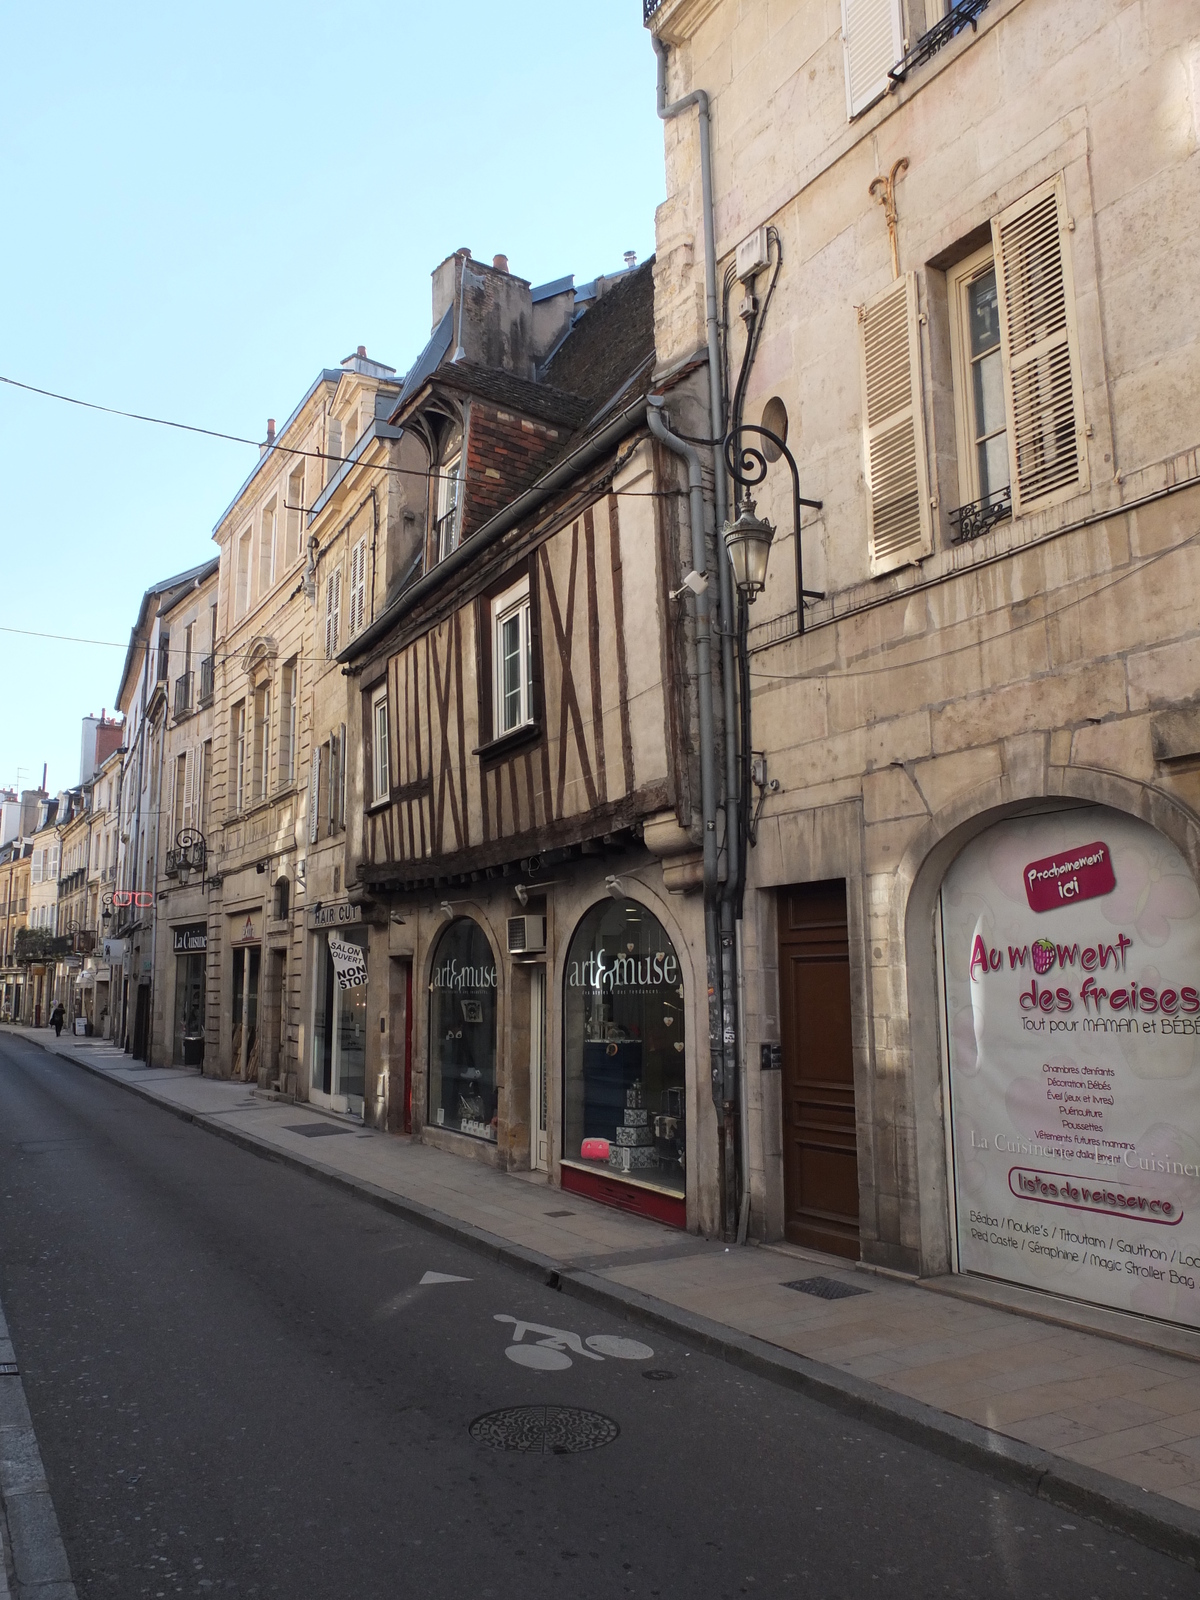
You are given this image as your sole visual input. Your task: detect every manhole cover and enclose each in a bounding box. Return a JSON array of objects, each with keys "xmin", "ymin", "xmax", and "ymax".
[
  {"xmin": 469, "ymin": 1405, "xmax": 619, "ymax": 1454},
  {"xmin": 283, "ymin": 1122, "xmax": 352, "ymax": 1139},
  {"xmin": 782, "ymin": 1276, "xmax": 870, "ymax": 1301}
]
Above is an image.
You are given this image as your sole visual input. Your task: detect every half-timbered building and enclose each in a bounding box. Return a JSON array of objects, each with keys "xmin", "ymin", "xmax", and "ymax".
[{"xmin": 340, "ymin": 251, "xmax": 722, "ymax": 1231}]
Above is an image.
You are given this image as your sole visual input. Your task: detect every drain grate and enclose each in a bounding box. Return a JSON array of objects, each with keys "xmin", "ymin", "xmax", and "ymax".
[
  {"xmin": 283, "ymin": 1122, "xmax": 352, "ymax": 1139},
  {"xmin": 782, "ymin": 1276, "xmax": 870, "ymax": 1301},
  {"xmin": 544, "ymin": 1210, "xmax": 575, "ymax": 1218},
  {"xmin": 0, "ymin": 1362, "xmax": 17, "ymax": 1377},
  {"xmin": 469, "ymin": 1405, "xmax": 619, "ymax": 1454}
]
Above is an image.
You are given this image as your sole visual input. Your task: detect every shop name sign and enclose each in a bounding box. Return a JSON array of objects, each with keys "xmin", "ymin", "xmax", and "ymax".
[
  {"xmin": 172, "ymin": 924, "xmax": 207, "ymax": 953},
  {"xmin": 567, "ymin": 950, "xmax": 679, "ymax": 993},
  {"xmin": 431, "ymin": 958, "xmax": 497, "ymax": 992},
  {"xmin": 309, "ymin": 902, "xmax": 363, "ymax": 930}
]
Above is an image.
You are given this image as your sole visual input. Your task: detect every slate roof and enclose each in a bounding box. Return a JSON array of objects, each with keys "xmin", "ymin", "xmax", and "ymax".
[{"xmin": 542, "ymin": 260, "xmax": 656, "ymax": 420}]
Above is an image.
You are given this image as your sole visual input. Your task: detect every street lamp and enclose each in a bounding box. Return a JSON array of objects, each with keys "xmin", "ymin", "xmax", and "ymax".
[
  {"xmin": 721, "ymin": 497, "xmax": 776, "ymax": 600},
  {"xmin": 165, "ymin": 828, "xmax": 209, "ymax": 889}
]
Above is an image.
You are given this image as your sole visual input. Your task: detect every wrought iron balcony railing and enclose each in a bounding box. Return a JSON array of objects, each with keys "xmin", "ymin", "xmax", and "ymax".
[
  {"xmin": 948, "ymin": 485, "xmax": 1011, "ymax": 544},
  {"xmin": 174, "ymin": 672, "xmax": 194, "ymax": 719},
  {"xmin": 889, "ymin": 0, "xmax": 991, "ymax": 83},
  {"xmin": 643, "ymin": 0, "xmax": 664, "ymax": 21},
  {"xmin": 198, "ymin": 654, "xmax": 214, "ymax": 706}
]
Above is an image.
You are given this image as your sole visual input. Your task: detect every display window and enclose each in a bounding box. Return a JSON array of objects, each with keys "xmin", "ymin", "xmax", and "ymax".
[
  {"xmin": 562, "ymin": 899, "xmax": 686, "ymax": 1198},
  {"xmin": 941, "ymin": 805, "xmax": 1200, "ymax": 1330},
  {"xmin": 311, "ymin": 926, "xmax": 367, "ymax": 1111},
  {"xmin": 428, "ymin": 917, "xmax": 498, "ymax": 1140}
]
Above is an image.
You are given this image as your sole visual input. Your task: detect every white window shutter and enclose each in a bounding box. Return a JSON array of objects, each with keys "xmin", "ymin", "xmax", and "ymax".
[
  {"xmin": 182, "ymin": 748, "xmax": 194, "ymax": 830},
  {"xmin": 859, "ymin": 272, "xmax": 932, "ymax": 574},
  {"xmin": 842, "ymin": 0, "xmax": 902, "ymax": 119},
  {"xmin": 992, "ymin": 175, "xmax": 1088, "ymax": 515},
  {"xmin": 308, "ymin": 746, "xmax": 321, "ymax": 844},
  {"xmin": 350, "ymin": 538, "xmax": 366, "ymax": 635}
]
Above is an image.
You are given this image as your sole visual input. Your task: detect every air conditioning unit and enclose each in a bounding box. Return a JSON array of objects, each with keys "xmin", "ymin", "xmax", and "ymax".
[{"xmin": 507, "ymin": 915, "xmax": 546, "ymax": 956}]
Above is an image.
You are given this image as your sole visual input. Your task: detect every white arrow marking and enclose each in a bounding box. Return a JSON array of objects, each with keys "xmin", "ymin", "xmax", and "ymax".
[{"xmin": 420, "ymin": 1271, "xmax": 473, "ymax": 1286}]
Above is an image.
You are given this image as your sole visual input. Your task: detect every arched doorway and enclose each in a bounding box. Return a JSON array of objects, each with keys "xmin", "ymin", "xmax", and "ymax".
[
  {"xmin": 560, "ymin": 898, "xmax": 687, "ymax": 1227},
  {"xmin": 939, "ymin": 803, "xmax": 1200, "ymax": 1330}
]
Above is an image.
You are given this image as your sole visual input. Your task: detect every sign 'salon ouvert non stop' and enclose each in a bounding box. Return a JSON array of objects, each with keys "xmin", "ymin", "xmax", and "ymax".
[{"xmin": 942, "ymin": 806, "xmax": 1200, "ymax": 1330}]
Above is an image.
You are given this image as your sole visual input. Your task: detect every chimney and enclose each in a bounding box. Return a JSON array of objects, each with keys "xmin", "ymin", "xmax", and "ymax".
[
  {"xmin": 624, "ymin": 251, "xmax": 637, "ymax": 268},
  {"xmin": 266, "ymin": 418, "xmax": 276, "ymax": 445},
  {"xmin": 493, "ymin": 254, "xmax": 509, "ymax": 274},
  {"xmin": 357, "ymin": 346, "xmax": 366, "ymax": 359}
]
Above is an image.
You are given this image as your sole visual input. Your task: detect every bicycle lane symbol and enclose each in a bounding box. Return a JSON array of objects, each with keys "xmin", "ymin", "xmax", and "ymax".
[{"xmin": 495, "ymin": 1314, "xmax": 654, "ymax": 1371}]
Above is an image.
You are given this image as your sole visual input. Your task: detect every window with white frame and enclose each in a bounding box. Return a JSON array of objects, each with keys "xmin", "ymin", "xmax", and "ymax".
[
  {"xmin": 948, "ymin": 246, "xmax": 1011, "ymax": 517},
  {"xmin": 231, "ymin": 700, "xmax": 247, "ymax": 814},
  {"xmin": 434, "ymin": 453, "xmax": 462, "ymax": 562},
  {"xmin": 324, "ymin": 568, "xmax": 342, "ymax": 660},
  {"xmin": 258, "ymin": 499, "xmax": 277, "ymax": 596},
  {"xmin": 235, "ymin": 528, "xmax": 252, "ymax": 618},
  {"xmin": 349, "ymin": 536, "xmax": 368, "ymax": 636},
  {"xmin": 492, "ymin": 577, "xmax": 534, "ymax": 737},
  {"xmin": 279, "ymin": 659, "xmax": 298, "ymax": 786},
  {"xmin": 252, "ymin": 680, "xmax": 272, "ymax": 803},
  {"xmin": 285, "ymin": 468, "xmax": 304, "ymax": 565},
  {"xmin": 371, "ymin": 686, "xmax": 390, "ymax": 806}
]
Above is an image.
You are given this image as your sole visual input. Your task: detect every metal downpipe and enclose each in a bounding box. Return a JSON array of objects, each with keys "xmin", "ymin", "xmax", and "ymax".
[{"xmin": 646, "ymin": 398, "xmax": 724, "ymax": 1151}]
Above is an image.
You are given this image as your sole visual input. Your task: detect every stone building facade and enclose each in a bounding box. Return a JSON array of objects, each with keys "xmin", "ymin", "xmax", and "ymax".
[{"xmin": 647, "ymin": 0, "xmax": 1200, "ymax": 1325}]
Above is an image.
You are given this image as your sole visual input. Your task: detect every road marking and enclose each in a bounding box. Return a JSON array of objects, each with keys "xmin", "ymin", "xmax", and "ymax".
[
  {"xmin": 420, "ymin": 1271, "xmax": 472, "ymax": 1286},
  {"xmin": 495, "ymin": 1314, "xmax": 653, "ymax": 1370}
]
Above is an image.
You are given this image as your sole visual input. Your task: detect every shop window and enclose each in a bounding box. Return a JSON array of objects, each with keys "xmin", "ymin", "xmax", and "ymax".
[
  {"xmin": 428, "ymin": 917, "xmax": 498, "ymax": 1141},
  {"xmin": 492, "ymin": 578, "xmax": 534, "ymax": 736},
  {"xmin": 562, "ymin": 899, "xmax": 686, "ymax": 1197},
  {"xmin": 311, "ymin": 926, "xmax": 367, "ymax": 1109}
]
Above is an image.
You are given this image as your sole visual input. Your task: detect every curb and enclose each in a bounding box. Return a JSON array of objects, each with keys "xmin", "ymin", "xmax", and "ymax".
[
  {"xmin": 20, "ymin": 1030, "xmax": 1200, "ymax": 1571},
  {"xmin": 0, "ymin": 1292, "xmax": 78, "ymax": 1599}
]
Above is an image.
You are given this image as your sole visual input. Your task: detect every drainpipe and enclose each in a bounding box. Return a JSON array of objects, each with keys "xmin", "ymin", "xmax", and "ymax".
[
  {"xmin": 653, "ymin": 34, "xmax": 742, "ymax": 1236},
  {"xmin": 647, "ymin": 397, "xmax": 726, "ymax": 1208}
]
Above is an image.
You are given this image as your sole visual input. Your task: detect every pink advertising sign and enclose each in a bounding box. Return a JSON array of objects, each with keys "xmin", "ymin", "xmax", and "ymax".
[{"xmin": 941, "ymin": 805, "xmax": 1200, "ymax": 1330}]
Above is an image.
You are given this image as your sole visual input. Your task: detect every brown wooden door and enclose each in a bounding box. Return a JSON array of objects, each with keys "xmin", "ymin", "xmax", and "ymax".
[{"xmin": 778, "ymin": 881, "xmax": 859, "ymax": 1258}]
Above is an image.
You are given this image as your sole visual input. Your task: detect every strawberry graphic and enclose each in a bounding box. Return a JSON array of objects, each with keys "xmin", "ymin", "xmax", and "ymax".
[{"xmin": 1032, "ymin": 938, "xmax": 1056, "ymax": 975}]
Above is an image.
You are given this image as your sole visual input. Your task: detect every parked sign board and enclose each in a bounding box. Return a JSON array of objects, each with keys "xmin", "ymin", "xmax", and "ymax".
[{"xmin": 942, "ymin": 806, "xmax": 1200, "ymax": 1330}]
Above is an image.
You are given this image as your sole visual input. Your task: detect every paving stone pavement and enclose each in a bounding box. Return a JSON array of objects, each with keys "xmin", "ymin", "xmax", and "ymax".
[{"xmin": 9, "ymin": 1023, "xmax": 1200, "ymax": 1553}]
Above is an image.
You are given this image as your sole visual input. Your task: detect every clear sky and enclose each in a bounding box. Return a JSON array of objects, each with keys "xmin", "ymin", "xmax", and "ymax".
[{"xmin": 0, "ymin": 1, "xmax": 664, "ymax": 798}]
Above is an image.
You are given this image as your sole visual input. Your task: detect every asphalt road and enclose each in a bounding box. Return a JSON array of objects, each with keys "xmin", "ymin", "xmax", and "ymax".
[{"xmin": 0, "ymin": 1032, "xmax": 1195, "ymax": 1600}]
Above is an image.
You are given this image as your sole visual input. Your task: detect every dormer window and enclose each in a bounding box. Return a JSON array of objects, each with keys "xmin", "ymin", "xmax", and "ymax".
[{"xmin": 434, "ymin": 452, "xmax": 462, "ymax": 562}]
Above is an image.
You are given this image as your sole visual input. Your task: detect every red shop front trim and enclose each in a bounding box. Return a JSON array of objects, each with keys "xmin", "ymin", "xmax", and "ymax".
[{"xmin": 560, "ymin": 1160, "xmax": 686, "ymax": 1229}]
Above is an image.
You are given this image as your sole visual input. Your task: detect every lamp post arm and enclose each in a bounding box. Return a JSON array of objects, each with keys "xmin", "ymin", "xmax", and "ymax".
[{"xmin": 723, "ymin": 424, "xmax": 823, "ymax": 633}]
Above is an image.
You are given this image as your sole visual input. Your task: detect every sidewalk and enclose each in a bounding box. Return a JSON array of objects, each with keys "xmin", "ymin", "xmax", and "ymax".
[{"xmin": 8, "ymin": 1023, "xmax": 1200, "ymax": 1567}]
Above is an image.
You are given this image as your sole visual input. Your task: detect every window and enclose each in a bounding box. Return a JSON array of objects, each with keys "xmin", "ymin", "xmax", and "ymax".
[
  {"xmin": 274, "ymin": 876, "xmax": 290, "ymax": 921},
  {"xmin": 324, "ymin": 568, "xmax": 342, "ymax": 659},
  {"xmin": 258, "ymin": 499, "xmax": 277, "ymax": 596},
  {"xmin": 173, "ymin": 752, "xmax": 187, "ymax": 836},
  {"xmin": 231, "ymin": 700, "xmax": 247, "ymax": 814},
  {"xmin": 857, "ymin": 272, "xmax": 932, "ymax": 574},
  {"xmin": 235, "ymin": 529, "xmax": 252, "ymax": 618},
  {"xmin": 252, "ymin": 681, "xmax": 272, "ymax": 803},
  {"xmin": 492, "ymin": 578, "xmax": 534, "ymax": 736},
  {"xmin": 286, "ymin": 468, "xmax": 304, "ymax": 565},
  {"xmin": 371, "ymin": 686, "xmax": 390, "ymax": 805},
  {"xmin": 279, "ymin": 659, "xmax": 298, "ymax": 787},
  {"xmin": 947, "ymin": 175, "xmax": 1087, "ymax": 529},
  {"xmin": 428, "ymin": 918, "xmax": 498, "ymax": 1140},
  {"xmin": 31, "ymin": 849, "xmax": 43, "ymax": 884},
  {"xmin": 199, "ymin": 740, "xmax": 212, "ymax": 830},
  {"xmin": 434, "ymin": 453, "xmax": 462, "ymax": 562},
  {"xmin": 841, "ymin": 0, "xmax": 903, "ymax": 118},
  {"xmin": 349, "ymin": 536, "xmax": 368, "ymax": 636},
  {"xmin": 157, "ymin": 631, "xmax": 171, "ymax": 684},
  {"xmin": 326, "ymin": 416, "xmax": 342, "ymax": 485}
]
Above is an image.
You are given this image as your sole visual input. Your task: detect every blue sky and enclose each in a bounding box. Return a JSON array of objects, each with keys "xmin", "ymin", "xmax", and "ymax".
[{"xmin": 0, "ymin": 2, "xmax": 663, "ymax": 797}]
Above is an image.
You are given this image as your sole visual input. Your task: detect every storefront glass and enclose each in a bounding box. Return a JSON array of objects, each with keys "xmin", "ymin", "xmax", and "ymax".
[
  {"xmin": 563, "ymin": 899, "xmax": 686, "ymax": 1195},
  {"xmin": 428, "ymin": 918, "xmax": 498, "ymax": 1140},
  {"xmin": 941, "ymin": 805, "xmax": 1200, "ymax": 1330},
  {"xmin": 311, "ymin": 926, "xmax": 367, "ymax": 1110},
  {"xmin": 172, "ymin": 924, "xmax": 207, "ymax": 1065}
]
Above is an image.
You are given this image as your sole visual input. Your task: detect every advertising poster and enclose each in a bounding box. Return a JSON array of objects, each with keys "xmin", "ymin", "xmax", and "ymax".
[
  {"xmin": 328, "ymin": 936, "xmax": 367, "ymax": 991},
  {"xmin": 941, "ymin": 805, "xmax": 1200, "ymax": 1329}
]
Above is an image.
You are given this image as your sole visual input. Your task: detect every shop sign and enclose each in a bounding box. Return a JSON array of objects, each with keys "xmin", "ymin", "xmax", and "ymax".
[
  {"xmin": 566, "ymin": 948, "xmax": 680, "ymax": 994},
  {"xmin": 172, "ymin": 923, "xmax": 208, "ymax": 954},
  {"xmin": 233, "ymin": 912, "xmax": 260, "ymax": 944},
  {"xmin": 328, "ymin": 936, "xmax": 367, "ymax": 990},
  {"xmin": 309, "ymin": 902, "xmax": 363, "ymax": 930},
  {"xmin": 942, "ymin": 806, "xmax": 1200, "ymax": 1330},
  {"xmin": 431, "ymin": 956, "xmax": 497, "ymax": 992},
  {"xmin": 103, "ymin": 938, "xmax": 129, "ymax": 965}
]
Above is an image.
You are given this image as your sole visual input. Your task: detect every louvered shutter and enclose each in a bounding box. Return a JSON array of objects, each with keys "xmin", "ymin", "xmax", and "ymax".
[
  {"xmin": 350, "ymin": 537, "xmax": 367, "ymax": 635},
  {"xmin": 324, "ymin": 568, "xmax": 342, "ymax": 659},
  {"xmin": 859, "ymin": 273, "xmax": 932, "ymax": 574},
  {"xmin": 992, "ymin": 175, "xmax": 1088, "ymax": 514},
  {"xmin": 308, "ymin": 746, "xmax": 321, "ymax": 843},
  {"xmin": 181, "ymin": 748, "xmax": 194, "ymax": 830},
  {"xmin": 842, "ymin": 0, "xmax": 902, "ymax": 118}
]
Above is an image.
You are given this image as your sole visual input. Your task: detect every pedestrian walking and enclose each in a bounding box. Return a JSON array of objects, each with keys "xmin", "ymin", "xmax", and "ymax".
[{"xmin": 50, "ymin": 1002, "xmax": 65, "ymax": 1037}]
